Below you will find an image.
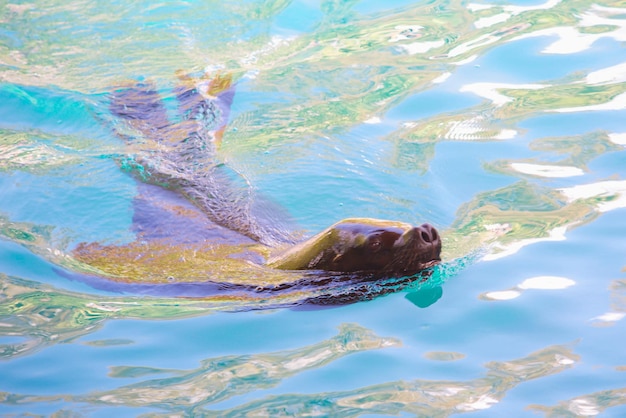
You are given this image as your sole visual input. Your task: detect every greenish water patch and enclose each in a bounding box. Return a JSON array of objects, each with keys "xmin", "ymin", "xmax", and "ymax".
[{"xmin": 83, "ymin": 338, "xmax": 135, "ymax": 347}]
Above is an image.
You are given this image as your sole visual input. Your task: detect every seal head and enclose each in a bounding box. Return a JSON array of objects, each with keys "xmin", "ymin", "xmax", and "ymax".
[{"xmin": 268, "ymin": 218, "xmax": 441, "ymax": 275}]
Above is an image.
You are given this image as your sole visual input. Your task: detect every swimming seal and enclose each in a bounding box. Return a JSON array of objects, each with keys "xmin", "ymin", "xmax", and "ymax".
[{"xmin": 71, "ymin": 73, "xmax": 442, "ymax": 301}]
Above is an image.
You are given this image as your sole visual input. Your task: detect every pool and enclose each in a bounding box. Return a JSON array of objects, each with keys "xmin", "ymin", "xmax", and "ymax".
[{"xmin": 1, "ymin": 0, "xmax": 626, "ymax": 416}]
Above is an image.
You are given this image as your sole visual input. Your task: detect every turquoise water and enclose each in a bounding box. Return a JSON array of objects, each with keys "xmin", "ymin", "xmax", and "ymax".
[{"xmin": 2, "ymin": 0, "xmax": 626, "ymax": 416}]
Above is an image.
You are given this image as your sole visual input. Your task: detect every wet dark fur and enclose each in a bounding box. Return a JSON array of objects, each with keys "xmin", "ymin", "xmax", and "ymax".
[{"xmin": 318, "ymin": 224, "xmax": 441, "ymax": 274}]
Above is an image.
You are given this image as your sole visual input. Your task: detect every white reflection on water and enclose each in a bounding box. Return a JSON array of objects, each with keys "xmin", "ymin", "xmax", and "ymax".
[
  {"xmin": 460, "ymin": 82, "xmax": 548, "ymax": 106},
  {"xmin": 512, "ymin": 5, "xmax": 626, "ymax": 54},
  {"xmin": 590, "ymin": 311, "xmax": 626, "ymax": 324},
  {"xmin": 510, "ymin": 163, "xmax": 585, "ymax": 178},
  {"xmin": 398, "ymin": 40, "xmax": 446, "ymax": 55},
  {"xmin": 529, "ymin": 387, "xmax": 626, "ymax": 416},
  {"xmin": 0, "ymin": 341, "xmax": 581, "ymax": 416},
  {"xmin": 586, "ymin": 62, "xmax": 626, "ymax": 85},
  {"xmin": 471, "ymin": 0, "xmax": 568, "ymax": 37},
  {"xmin": 608, "ymin": 133, "xmax": 626, "ymax": 145},
  {"xmin": 482, "ymin": 275, "xmax": 575, "ymax": 301},
  {"xmin": 445, "ymin": 115, "xmax": 518, "ymax": 141},
  {"xmin": 560, "ymin": 180, "xmax": 626, "ymax": 213},
  {"xmin": 482, "ymin": 226, "xmax": 568, "ymax": 262}
]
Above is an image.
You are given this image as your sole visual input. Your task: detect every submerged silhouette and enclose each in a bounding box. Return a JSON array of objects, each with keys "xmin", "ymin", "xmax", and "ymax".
[{"xmin": 71, "ymin": 72, "xmax": 442, "ymax": 307}]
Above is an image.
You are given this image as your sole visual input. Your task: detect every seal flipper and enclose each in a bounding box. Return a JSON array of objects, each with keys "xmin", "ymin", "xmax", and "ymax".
[
  {"xmin": 109, "ymin": 81, "xmax": 171, "ymax": 142},
  {"xmin": 109, "ymin": 74, "xmax": 297, "ymax": 247},
  {"xmin": 174, "ymin": 71, "xmax": 235, "ymax": 148},
  {"xmin": 206, "ymin": 72, "xmax": 235, "ymax": 147},
  {"xmin": 131, "ymin": 182, "xmax": 256, "ymax": 247}
]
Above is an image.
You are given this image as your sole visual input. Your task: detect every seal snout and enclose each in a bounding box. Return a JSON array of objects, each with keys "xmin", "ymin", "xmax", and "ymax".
[
  {"xmin": 397, "ymin": 223, "xmax": 440, "ymax": 246},
  {"xmin": 416, "ymin": 223, "xmax": 439, "ymax": 246}
]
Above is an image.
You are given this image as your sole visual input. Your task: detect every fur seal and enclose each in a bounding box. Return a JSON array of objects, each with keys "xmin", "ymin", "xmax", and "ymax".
[{"xmin": 72, "ymin": 73, "xmax": 442, "ymax": 296}]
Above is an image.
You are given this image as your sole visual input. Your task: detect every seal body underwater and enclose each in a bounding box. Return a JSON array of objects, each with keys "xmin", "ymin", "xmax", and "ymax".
[{"xmin": 72, "ymin": 73, "xmax": 442, "ymax": 299}]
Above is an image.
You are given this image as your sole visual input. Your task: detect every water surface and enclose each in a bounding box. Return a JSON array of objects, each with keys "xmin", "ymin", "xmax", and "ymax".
[{"xmin": 1, "ymin": 0, "xmax": 626, "ymax": 416}]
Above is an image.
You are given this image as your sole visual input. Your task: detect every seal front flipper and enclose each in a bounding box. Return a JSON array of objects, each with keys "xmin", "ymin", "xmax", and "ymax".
[
  {"xmin": 174, "ymin": 71, "xmax": 235, "ymax": 149},
  {"xmin": 109, "ymin": 80, "xmax": 171, "ymax": 142},
  {"xmin": 130, "ymin": 182, "xmax": 257, "ymax": 247}
]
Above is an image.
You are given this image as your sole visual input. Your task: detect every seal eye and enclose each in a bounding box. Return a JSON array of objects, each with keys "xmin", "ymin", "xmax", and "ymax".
[{"xmin": 368, "ymin": 239, "xmax": 382, "ymax": 253}]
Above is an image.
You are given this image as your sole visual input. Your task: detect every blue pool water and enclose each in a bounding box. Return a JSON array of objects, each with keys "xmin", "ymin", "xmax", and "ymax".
[{"xmin": 1, "ymin": 0, "xmax": 626, "ymax": 416}]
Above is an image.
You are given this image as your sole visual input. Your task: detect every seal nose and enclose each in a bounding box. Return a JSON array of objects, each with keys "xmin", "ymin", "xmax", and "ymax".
[
  {"xmin": 416, "ymin": 223, "xmax": 439, "ymax": 245},
  {"xmin": 396, "ymin": 223, "xmax": 440, "ymax": 247}
]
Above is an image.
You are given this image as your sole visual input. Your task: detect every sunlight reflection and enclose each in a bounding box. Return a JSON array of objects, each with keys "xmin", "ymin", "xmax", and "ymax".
[
  {"xmin": 589, "ymin": 279, "xmax": 626, "ymax": 327},
  {"xmin": 608, "ymin": 133, "xmax": 626, "ymax": 146},
  {"xmin": 510, "ymin": 163, "xmax": 584, "ymax": 178},
  {"xmin": 481, "ymin": 276, "xmax": 575, "ymax": 301},
  {"xmin": 1, "ymin": 323, "xmax": 400, "ymax": 410},
  {"xmin": 529, "ymin": 387, "xmax": 626, "ymax": 416},
  {"xmin": 560, "ymin": 181, "xmax": 626, "ymax": 213}
]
